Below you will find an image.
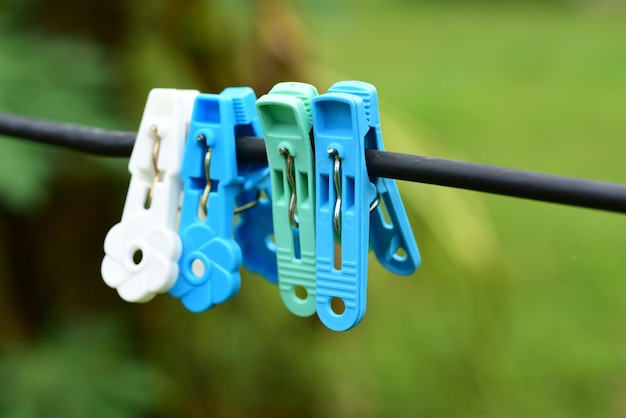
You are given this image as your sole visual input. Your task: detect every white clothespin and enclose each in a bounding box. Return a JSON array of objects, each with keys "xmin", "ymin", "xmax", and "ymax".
[{"xmin": 101, "ymin": 88, "xmax": 199, "ymax": 302}]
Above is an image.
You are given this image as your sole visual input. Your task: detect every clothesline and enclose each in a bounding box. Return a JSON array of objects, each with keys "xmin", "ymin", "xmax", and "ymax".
[{"xmin": 1, "ymin": 111, "xmax": 626, "ymax": 214}]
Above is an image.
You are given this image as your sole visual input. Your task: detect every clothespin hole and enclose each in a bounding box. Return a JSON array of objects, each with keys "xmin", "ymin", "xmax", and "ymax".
[
  {"xmin": 330, "ymin": 297, "xmax": 346, "ymax": 315},
  {"xmin": 394, "ymin": 247, "xmax": 407, "ymax": 261},
  {"xmin": 265, "ymin": 234, "xmax": 276, "ymax": 251},
  {"xmin": 191, "ymin": 258, "xmax": 206, "ymax": 278},
  {"xmin": 292, "ymin": 226, "xmax": 301, "ymax": 259},
  {"xmin": 132, "ymin": 249, "xmax": 143, "ymax": 265},
  {"xmin": 334, "ymin": 242, "xmax": 342, "ymax": 270},
  {"xmin": 377, "ymin": 198, "xmax": 392, "ymax": 227},
  {"xmin": 259, "ymin": 189, "xmax": 270, "ymax": 203},
  {"xmin": 143, "ymin": 193, "xmax": 152, "ymax": 210},
  {"xmin": 294, "ymin": 285, "xmax": 308, "ymax": 300}
]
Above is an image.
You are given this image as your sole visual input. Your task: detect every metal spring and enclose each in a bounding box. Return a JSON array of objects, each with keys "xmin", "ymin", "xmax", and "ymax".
[
  {"xmin": 329, "ymin": 148, "xmax": 342, "ymax": 235},
  {"xmin": 279, "ymin": 146, "xmax": 299, "ymax": 227},
  {"xmin": 146, "ymin": 125, "xmax": 162, "ymax": 208},
  {"xmin": 198, "ymin": 133, "xmax": 260, "ymax": 217},
  {"xmin": 328, "ymin": 147, "xmax": 381, "ymax": 235}
]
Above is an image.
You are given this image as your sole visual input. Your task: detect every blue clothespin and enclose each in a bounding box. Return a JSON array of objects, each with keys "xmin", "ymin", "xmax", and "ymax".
[
  {"xmin": 170, "ymin": 87, "xmax": 272, "ymax": 312},
  {"xmin": 313, "ymin": 81, "xmax": 421, "ymax": 331},
  {"xmin": 227, "ymin": 98, "xmax": 279, "ymax": 284},
  {"xmin": 328, "ymin": 81, "xmax": 420, "ymax": 275},
  {"xmin": 313, "ymin": 92, "xmax": 373, "ymax": 331},
  {"xmin": 234, "ymin": 168, "xmax": 278, "ymax": 284}
]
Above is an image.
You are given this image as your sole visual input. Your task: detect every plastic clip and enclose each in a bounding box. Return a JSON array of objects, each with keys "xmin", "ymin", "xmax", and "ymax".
[
  {"xmin": 256, "ymin": 82, "xmax": 318, "ymax": 317},
  {"xmin": 169, "ymin": 87, "xmax": 266, "ymax": 312},
  {"xmin": 101, "ymin": 88, "xmax": 199, "ymax": 302},
  {"xmin": 312, "ymin": 92, "xmax": 373, "ymax": 331},
  {"xmin": 234, "ymin": 170, "xmax": 278, "ymax": 284},
  {"xmin": 328, "ymin": 81, "xmax": 421, "ymax": 275}
]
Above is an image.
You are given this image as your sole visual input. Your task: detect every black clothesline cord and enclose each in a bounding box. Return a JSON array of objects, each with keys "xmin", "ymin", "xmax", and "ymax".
[{"xmin": 2, "ymin": 111, "xmax": 626, "ymax": 214}]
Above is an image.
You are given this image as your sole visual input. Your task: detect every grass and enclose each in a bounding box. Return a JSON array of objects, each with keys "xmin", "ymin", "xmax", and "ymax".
[{"xmin": 301, "ymin": 3, "xmax": 626, "ymax": 417}]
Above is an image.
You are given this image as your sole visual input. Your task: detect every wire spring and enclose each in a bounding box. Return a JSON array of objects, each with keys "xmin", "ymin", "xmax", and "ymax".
[
  {"xmin": 146, "ymin": 125, "xmax": 162, "ymax": 208},
  {"xmin": 328, "ymin": 147, "xmax": 381, "ymax": 234},
  {"xmin": 197, "ymin": 133, "xmax": 260, "ymax": 218},
  {"xmin": 198, "ymin": 134, "xmax": 212, "ymax": 218},
  {"xmin": 369, "ymin": 193, "xmax": 380, "ymax": 212},
  {"xmin": 329, "ymin": 148, "xmax": 342, "ymax": 235},
  {"xmin": 234, "ymin": 192, "xmax": 261, "ymax": 214},
  {"xmin": 279, "ymin": 147, "xmax": 298, "ymax": 227}
]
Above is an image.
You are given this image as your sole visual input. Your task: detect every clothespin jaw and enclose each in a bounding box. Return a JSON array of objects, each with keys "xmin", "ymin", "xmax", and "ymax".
[
  {"xmin": 234, "ymin": 177, "xmax": 279, "ymax": 284},
  {"xmin": 328, "ymin": 81, "xmax": 421, "ymax": 275},
  {"xmin": 170, "ymin": 87, "xmax": 262, "ymax": 312},
  {"xmin": 313, "ymin": 92, "xmax": 372, "ymax": 331},
  {"xmin": 226, "ymin": 95, "xmax": 279, "ymax": 284},
  {"xmin": 102, "ymin": 88, "xmax": 199, "ymax": 302},
  {"xmin": 256, "ymin": 82, "xmax": 318, "ymax": 317}
]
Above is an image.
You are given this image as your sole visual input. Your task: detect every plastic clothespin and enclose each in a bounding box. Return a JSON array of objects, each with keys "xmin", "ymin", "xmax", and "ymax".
[
  {"xmin": 234, "ymin": 172, "xmax": 278, "ymax": 284},
  {"xmin": 328, "ymin": 81, "xmax": 420, "ymax": 275},
  {"xmin": 230, "ymin": 111, "xmax": 279, "ymax": 283},
  {"xmin": 101, "ymin": 88, "xmax": 199, "ymax": 302},
  {"xmin": 312, "ymin": 92, "xmax": 373, "ymax": 331},
  {"xmin": 256, "ymin": 82, "xmax": 318, "ymax": 317},
  {"xmin": 312, "ymin": 81, "xmax": 421, "ymax": 331},
  {"xmin": 169, "ymin": 87, "xmax": 269, "ymax": 312}
]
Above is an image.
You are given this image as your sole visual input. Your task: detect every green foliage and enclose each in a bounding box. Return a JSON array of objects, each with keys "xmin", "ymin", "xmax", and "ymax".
[
  {"xmin": 0, "ymin": 316, "xmax": 168, "ymax": 418},
  {"xmin": 0, "ymin": 29, "xmax": 116, "ymax": 123},
  {"xmin": 0, "ymin": 26, "xmax": 119, "ymax": 213}
]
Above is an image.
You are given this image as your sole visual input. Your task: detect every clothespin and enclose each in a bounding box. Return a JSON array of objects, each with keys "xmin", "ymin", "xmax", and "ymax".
[
  {"xmin": 328, "ymin": 81, "xmax": 420, "ymax": 275},
  {"xmin": 312, "ymin": 91, "xmax": 373, "ymax": 331},
  {"xmin": 101, "ymin": 88, "xmax": 199, "ymax": 302},
  {"xmin": 312, "ymin": 81, "xmax": 421, "ymax": 331},
  {"xmin": 256, "ymin": 82, "xmax": 318, "ymax": 317},
  {"xmin": 234, "ymin": 174, "xmax": 278, "ymax": 284},
  {"xmin": 169, "ymin": 87, "xmax": 269, "ymax": 312}
]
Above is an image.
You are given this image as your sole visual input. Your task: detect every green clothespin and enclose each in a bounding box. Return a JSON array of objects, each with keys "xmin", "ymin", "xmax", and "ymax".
[{"xmin": 256, "ymin": 82, "xmax": 318, "ymax": 317}]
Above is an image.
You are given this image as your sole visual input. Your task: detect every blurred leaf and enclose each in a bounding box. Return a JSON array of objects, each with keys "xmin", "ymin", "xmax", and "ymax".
[
  {"xmin": 0, "ymin": 27, "xmax": 121, "ymax": 213},
  {"xmin": 0, "ymin": 315, "xmax": 169, "ymax": 418},
  {"xmin": 0, "ymin": 29, "xmax": 116, "ymax": 124},
  {"xmin": 0, "ymin": 140, "xmax": 55, "ymax": 213}
]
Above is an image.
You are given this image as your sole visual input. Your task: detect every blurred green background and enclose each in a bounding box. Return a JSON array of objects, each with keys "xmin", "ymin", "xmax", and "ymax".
[{"xmin": 2, "ymin": 0, "xmax": 626, "ymax": 416}]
